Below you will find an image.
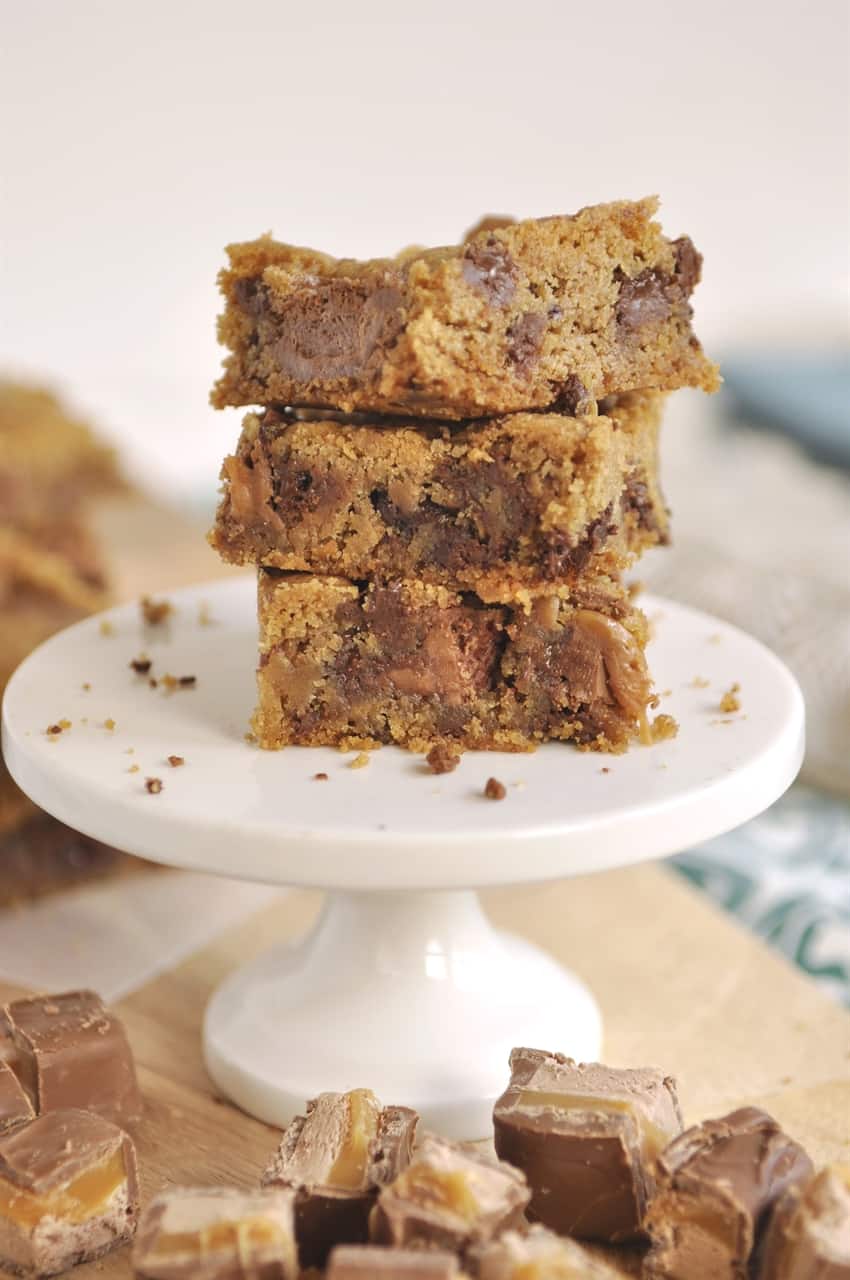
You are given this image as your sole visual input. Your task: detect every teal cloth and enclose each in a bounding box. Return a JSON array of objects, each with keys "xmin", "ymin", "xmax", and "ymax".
[
  {"xmin": 674, "ymin": 785, "xmax": 850, "ymax": 1006},
  {"xmin": 721, "ymin": 355, "xmax": 850, "ymax": 468}
]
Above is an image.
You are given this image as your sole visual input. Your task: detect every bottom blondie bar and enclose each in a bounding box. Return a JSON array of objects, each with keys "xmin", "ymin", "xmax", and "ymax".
[{"xmin": 254, "ymin": 571, "xmax": 657, "ymax": 753}]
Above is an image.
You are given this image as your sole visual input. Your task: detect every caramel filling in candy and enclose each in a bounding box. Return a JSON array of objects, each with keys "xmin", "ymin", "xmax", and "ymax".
[
  {"xmin": 515, "ymin": 1090, "xmax": 669, "ymax": 1160},
  {"xmin": 390, "ymin": 1165, "xmax": 479, "ymax": 1223},
  {"xmin": 0, "ymin": 1148, "xmax": 127, "ymax": 1228},
  {"xmin": 149, "ymin": 1216, "xmax": 289, "ymax": 1258},
  {"xmin": 516, "ymin": 1264, "xmax": 579, "ymax": 1280},
  {"xmin": 663, "ymin": 1197, "xmax": 741, "ymax": 1254},
  {"xmin": 328, "ymin": 1089, "xmax": 381, "ymax": 1190}
]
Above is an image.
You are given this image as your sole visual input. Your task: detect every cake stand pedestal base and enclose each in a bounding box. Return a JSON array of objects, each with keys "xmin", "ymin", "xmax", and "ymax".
[{"xmin": 203, "ymin": 889, "xmax": 601, "ymax": 1137}]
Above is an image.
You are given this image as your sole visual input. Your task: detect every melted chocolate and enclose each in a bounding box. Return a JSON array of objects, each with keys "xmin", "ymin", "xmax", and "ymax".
[{"xmin": 272, "ymin": 279, "xmax": 405, "ymax": 381}]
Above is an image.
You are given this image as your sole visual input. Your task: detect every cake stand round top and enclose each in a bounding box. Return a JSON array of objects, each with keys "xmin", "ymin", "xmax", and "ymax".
[{"xmin": 2, "ymin": 576, "xmax": 804, "ymax": 891}]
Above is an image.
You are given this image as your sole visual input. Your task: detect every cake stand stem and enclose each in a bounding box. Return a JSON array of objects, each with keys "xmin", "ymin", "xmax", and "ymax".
[{"xmin": 203, "ymin": 886, "xmax": 602, "ymax": 1139}]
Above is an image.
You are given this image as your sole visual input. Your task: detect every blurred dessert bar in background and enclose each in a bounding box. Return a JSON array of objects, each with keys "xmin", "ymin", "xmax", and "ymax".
[
  {"xmin": 0, "ymin": 382, "xmax": 120, "ymax": 536},
  {"xmin": 0, "ymin": 379, "xmax": 126, "ymax": 903}
]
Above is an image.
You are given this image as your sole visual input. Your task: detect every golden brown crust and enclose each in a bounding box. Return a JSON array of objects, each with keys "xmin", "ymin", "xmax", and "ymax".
[
  {"xmin": 211, "ymin": 393, "xmax": 668, "ymax": 598},
  {"xmin": 212, "ymin": 198, "xmax": 719, "ymax": 418}
]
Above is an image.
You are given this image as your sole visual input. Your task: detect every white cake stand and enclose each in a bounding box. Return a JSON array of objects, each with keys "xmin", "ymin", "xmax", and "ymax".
[{"xmin": 2, "ymin": 577, "xmax": 804, "ymax": 1138}]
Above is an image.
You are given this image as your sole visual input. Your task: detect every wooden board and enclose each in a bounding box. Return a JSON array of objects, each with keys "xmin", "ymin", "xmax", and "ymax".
[
  {"xmin": 1, "ymin": 495, "xmax": 848, "ymax": 1277},
  {"xmin": 1, "ymin": 869, "xmax": 848, "ymax": 1278}
]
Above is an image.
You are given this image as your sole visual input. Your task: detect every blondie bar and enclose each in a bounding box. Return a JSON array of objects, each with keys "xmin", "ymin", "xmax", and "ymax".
[
  {"xmin": 0, "ymin": 524, "xmax": 108, "ymax": 678},
  {"xmin": 0, "ymin": 524, "xmax": 109, "ymax": 834},
  {"xmin": 212, "ymin": 198, "xmax": 718, "ymax": 418},
  {"xmin": 254, "ymin": 571, "xmax": 658, "ymax": 753},
  {"xmin": 0, "ymin": 381, "xmax": 121, "ymax": 532},
  {"xmin": 212, "ymin": 393, "xmax": 667, "ymax": 600}
]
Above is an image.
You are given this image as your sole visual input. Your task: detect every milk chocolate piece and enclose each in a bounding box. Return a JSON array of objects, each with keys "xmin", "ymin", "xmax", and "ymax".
[
  {"xmin": 133, "ymin": 1186, "xmax": 298, "ymax": 1280},
  {"xmin": 2, "ymin": 990, "xmax": 143, "ymax": 1124},
  {"xmin": 758, "ymin": 1165, "xmax": 850, "ymax": 1280},
  {"xmin": 370, "ymin": 1132, "xmax": 529, "ymax": 1260},
  {"xmin": 0, "ymin": 1107, "xmax": 138, "ymax": 1277},
  {"xmin": 0, "ymin": 1060, "xmax": 34, "ymax": 1135},
  {"xmin": 262, "ymin": 1088, "xmax": 418, "ymax": 1267},
  {"xmin": 327, "ymin": 1244, "xmax": 462, "ymax": 1278},
  {"xmin": 472, "ymin": 1224, "xmax": 623, "ymax": 1278},
  {"xmin": 644, "ymin": 1107, "xmax": 814, "ymax": 1279},
  {"xmin": 493, "ymin": 1048, "xmax": 682, "ymax": 1243}
]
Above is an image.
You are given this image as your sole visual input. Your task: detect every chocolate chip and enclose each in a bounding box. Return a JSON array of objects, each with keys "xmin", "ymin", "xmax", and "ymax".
[
  {"xmin": 614, "ymin": 267, "xmax": 672, "ymax": 332},
  {"xmin": 506, "ymin": 312, "xmax": 547, "ymax": 374},
  {"xmin": 542, "ymin": 504, "xmax": 617, "ymax": 575},
  {"xmin": 623, "ymin": 474, "xmax": 663, "ymax": 536},
  {"xmin": 232, "ymin": 277, "xmax": 268, "ymax": 318},
  {"xmin": 260, "ymin": 407, "xmax": 287, "ymax": 430},
  {"xmin": 462, "ymin": 238, "xmax": 517, "ymax": 306},
  {"xmin": 551, "ymin": 374, "xmax": 593, "ymax": 416},
  {"xmin": 672, "ymin": 236, "xmax": 702, "ymax": 294}
]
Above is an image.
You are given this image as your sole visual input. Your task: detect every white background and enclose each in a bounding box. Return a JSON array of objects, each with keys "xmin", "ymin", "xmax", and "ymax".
[{"xmin": 1, "ymin": 0, "xmax": 848, "ymax": 502}]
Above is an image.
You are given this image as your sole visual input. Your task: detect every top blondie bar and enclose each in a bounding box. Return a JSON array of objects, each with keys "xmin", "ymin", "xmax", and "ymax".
[{"xmin": 212, "ymin": 198, "xmax": 718, "ymax": 419}]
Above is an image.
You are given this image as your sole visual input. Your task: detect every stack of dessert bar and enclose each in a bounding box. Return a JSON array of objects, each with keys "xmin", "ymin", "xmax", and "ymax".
[
  {"xmin": 210, "ymin": 197, "xmax": 718, "ymax": 756},
  {"xmin": 0, "ymin": 381, "xmax": 121, "ymax": 834}
]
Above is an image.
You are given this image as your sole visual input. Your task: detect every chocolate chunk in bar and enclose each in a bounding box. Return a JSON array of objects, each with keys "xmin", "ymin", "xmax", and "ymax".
[
  {"xmin": 472, "ymin": 1225, "xmax": 623, "ymax": 1278},
  {"xmin": 262, "ymin": 1088, "xmax": 418, "ymax": 1268},
  {"xmin": 0, "ymin": 1107, "xmax": 138, "ymax": 1277},
  {"xmin": 644, "ymin": 1107, "xmax": 814, "ymax": 1279},
  {"xmin": 493, "ymin": 1048, "xmax": 682, "ymax": 1242},
  {"xmin": 133, "ymin": 1186, "xmax": 297, "ymax": 1280},
  {"xmin": 370, "ymin": 1132, "xmax": 529, "ymax": 1260},
  {"xmin": 756, "ymin": 1164, "xmax": 850, "ymax": 1280},
  {"xmin": 327, "ymin": 1244, "xmax": 462, "ymax": 1278},
  {"xmin": 0, "ymin": 1059, "xmax": 34, "ymax": 1134},
  {"xmin": 2, "ymin": 990, "xmax": 142, "ymax": 1125}
]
